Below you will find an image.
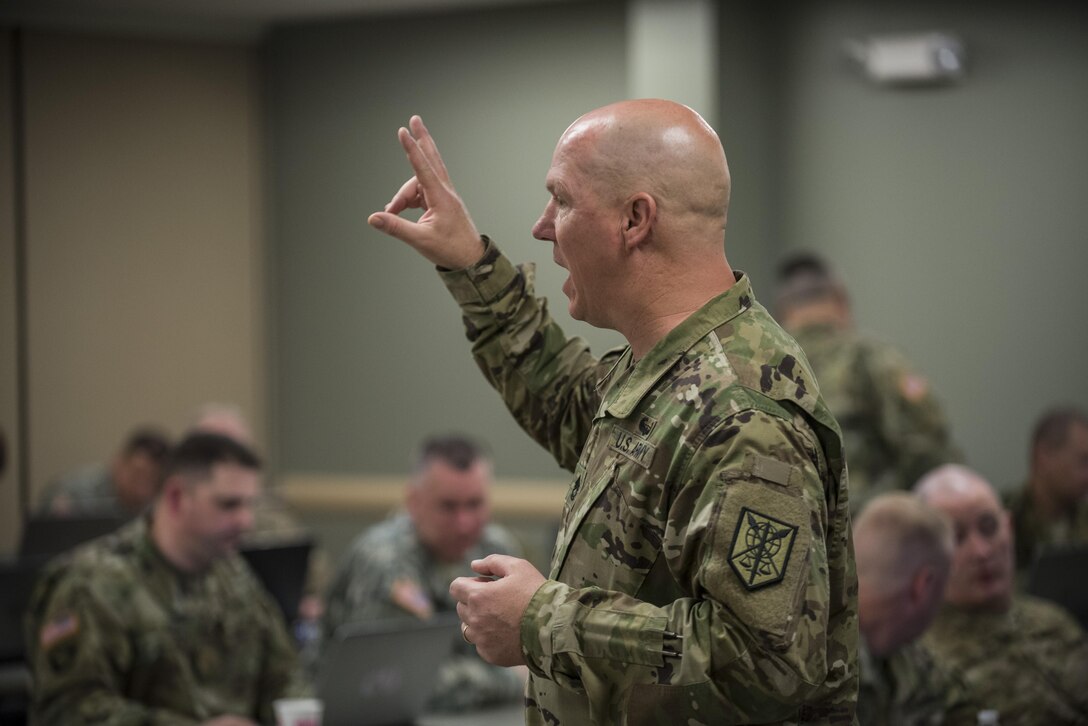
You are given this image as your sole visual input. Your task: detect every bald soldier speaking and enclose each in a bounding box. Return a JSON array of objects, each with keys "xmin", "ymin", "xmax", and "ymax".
[{"xmin": 367, "ymin": 101, "xmax": 858, "ymax": 725}]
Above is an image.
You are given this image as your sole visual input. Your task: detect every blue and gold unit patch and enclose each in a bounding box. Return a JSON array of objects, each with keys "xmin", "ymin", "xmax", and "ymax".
[{"xmin": 728, "ymin": 507, "xmax": 798, "ymax": 591}]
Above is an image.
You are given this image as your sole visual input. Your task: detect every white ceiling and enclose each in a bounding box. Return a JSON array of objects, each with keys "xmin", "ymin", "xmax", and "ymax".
[{"xmin": 0, "ymin": 0, "xmax": 586, "ymax": 41}]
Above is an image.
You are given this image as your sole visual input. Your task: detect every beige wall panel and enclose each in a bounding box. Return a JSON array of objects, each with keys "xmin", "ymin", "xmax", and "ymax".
[
  {"xmin": 22, "ymin": 31, "xmax": 265, "ymax": 502},
  {"xmin": 0, "ymin": 29, "xmax": 21, "ymax": 552}
]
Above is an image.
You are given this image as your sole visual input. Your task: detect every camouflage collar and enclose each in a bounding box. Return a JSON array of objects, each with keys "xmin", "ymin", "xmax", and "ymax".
[{"xmin": 600, "ymin": 272, "xmax": 754, "ymax": 420}]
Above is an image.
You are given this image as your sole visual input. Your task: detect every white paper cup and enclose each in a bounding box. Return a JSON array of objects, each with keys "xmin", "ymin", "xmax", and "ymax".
[{"xmin": 273, "ymin": 697, "xmax": 324, "ymax": 726}]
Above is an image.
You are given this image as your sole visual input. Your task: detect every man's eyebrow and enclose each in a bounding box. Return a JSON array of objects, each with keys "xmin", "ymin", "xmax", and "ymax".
[{"xmin": 547, "ymin": 180, "xmax": 569, "ymax": 197}]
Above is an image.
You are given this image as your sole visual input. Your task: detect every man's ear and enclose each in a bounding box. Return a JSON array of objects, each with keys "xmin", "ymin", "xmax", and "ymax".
[
  {"xmin": 160, "ymin": 475, "xmax": 185, "ymax": 513},
  {"xmin": 910, "ymin": 565, "xmax": 943, "ymax": 607},
  {"xmin": 622, "ymin": 193, "xmax": 656, "ymax": 250}
]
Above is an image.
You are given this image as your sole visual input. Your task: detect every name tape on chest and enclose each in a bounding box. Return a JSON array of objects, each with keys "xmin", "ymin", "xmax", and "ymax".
[{"xmin": 609, "ymin": 425, "xmax": 656, "ymax": 469}]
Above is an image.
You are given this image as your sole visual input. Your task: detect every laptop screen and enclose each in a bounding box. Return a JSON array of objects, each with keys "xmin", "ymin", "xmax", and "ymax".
[
  {"xmin": 18, "ymin": 515, "xmax": 128, "ymax": 559},
  {"xmin": 317, "ymin": 615, "xmax": 460, "ymax": 726},
  {"xmin": 239, "ymin": 539, "xmax": 313, "ymax": 625}
]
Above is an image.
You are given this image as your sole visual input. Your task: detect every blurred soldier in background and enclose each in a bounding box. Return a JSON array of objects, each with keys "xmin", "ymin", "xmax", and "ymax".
[
  {"xmin": 916, "ymin": 464, "xmax": 1088, "ymax": 724},
  {"xmin": 775, "ymin": 252, "xmax": 960, "ymax": 514},
  {"xmin": 1005, "ymin": 406, "xmax": 1088, "ymax": 576},
  {"xmin": 190, "ymin": 402, "xmax": 330, "ymax": 634},
  {"xmin": 26, "ymin": 432, "xmax": 307, "ymax": 725},
  {"xmin": 320, "ymin": 434, "xmax": 525, "ymax": 712},
  {"xmin": 40, "ymin": 426, "xmax": 171, "ymax": 519},
  {"xmin": 853, "ymin": 492, "xmax": 975, "ymax": 725}
]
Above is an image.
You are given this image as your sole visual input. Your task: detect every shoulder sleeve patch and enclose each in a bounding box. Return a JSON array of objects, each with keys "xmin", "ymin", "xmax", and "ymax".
[
  {"xmin": 728, "ymin": 508, "xmax": 798, "ymax": 591},
  {"xmin": 391, "ymin": 578, "xmax": 433, "ymax": 620},
  {"xmin": 898, "ymin": 373, "xmax": 930, "ymax": 402}
]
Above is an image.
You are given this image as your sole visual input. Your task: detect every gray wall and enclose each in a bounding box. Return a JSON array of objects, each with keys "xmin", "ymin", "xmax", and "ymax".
[
  {"xmin": 268, "ymin": 0, "xmax": 1087, "ymax": 491},
  {"xmin": 267, "ymin": 2, "xmax": 631, "ymax": 479},
  {"xmin": 779, "ymin": 1, "xmax": 1088, "ymax": 488}
]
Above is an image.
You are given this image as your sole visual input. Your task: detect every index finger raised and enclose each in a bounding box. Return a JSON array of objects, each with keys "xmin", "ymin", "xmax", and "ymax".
[{"xmin": 407, "ymin": 116, "xmax": 451, "ymax": 183}]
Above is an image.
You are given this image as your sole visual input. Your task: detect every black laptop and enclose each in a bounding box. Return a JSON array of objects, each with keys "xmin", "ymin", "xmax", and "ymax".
[
  {"xmin": 18, "ymin": 515, "xmax": 128, "ymax": 559},
  {"xmin": 1026, "ymin": 543, "xmax": 1088, "ymax": 629},
  {"xmin": 239, "ymin": 539, "xmax": 313, "ymax": 625},
  {"xmin": 0, "ymin": 558, "xmax": 47, "ymax": 663}
]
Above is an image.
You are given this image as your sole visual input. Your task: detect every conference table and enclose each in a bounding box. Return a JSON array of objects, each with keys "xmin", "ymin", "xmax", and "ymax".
[{"xmin": 419, "ymin": 702, "xmax": 525, "ymax": 726}]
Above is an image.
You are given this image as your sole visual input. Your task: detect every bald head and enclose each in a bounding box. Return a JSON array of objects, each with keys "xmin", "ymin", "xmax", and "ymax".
[
  {"xmin": 558, "ymin": 99, "xmax": 730, "ymax": 240},
  {"xmin": 914, "ymin": 465, "xmax": 1015, "ymax": 612},
  {"xmin": 915, "ymin": 464, "xmax": 999, "ymax": 511},
  {"xmin": 532, "ymin": 99, "xmax": 736, "ymax": 354}
]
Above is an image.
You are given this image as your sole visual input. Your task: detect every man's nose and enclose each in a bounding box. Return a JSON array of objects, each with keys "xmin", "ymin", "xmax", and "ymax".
[
  {"xmin": 965, "ymin": 530, "xmax": 993, "ymax": 558},
  {"xmin": 454, "ymin": 507, "xmax": 479, "ymax": 533},
  {"xmin": 532, "ymin": 203, "xmax": 555, "ymax": 241},
  {"xmin": 237, "ymin": 505, "xmax": 255, "ymax": 533}
]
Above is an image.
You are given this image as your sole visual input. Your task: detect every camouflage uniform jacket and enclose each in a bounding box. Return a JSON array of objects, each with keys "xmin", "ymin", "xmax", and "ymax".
[
  {"xmin": 788, "ymin": 324, "xmax": 959, "ymax": 513},
  {"xmin": 438, "ymin": 240, "xmax": 859, "ymax": 725},
  {"xmin": 320, "ymin": 512, "xmax": 525, "ymax": 711},
  {"xmin": 921, "ymin": 596, "xmax": 1088, "ymax": 724},
  {"xmin": 38, "ymin": 463, "xmax": 130, "ymax": 518},
  {"xmin": 1004, "ymin": 485, "xmax": 1088, "ymax": 576},
  {"xmin": 26, "ymin": 517, "xmax": 306, "ymax": 725},
  {"xmin": 857, "ymin": 639, "xmax": 975, "ymax": 726}
]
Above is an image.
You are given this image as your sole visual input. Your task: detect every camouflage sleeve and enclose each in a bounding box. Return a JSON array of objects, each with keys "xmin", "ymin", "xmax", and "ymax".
[
  {"xmin": 521, "ymin": 409, "xmax": 844, "ymax": 723},
  {"xmin": 439, "ymin": 239, "xmax": 619, "ymax": 472},
  {"xmin": 27, "ymin": 574, "xmax": 199, "ymax": 726},
  {"xmin": 1023, "ymin": 597, "xmax": 1088, "ymax": 716},
  {"xmin": 321, "ymin": 538, "xmax": 419, "ymax": 637},
  {"xmin": 427, "ymin": 656, "xmax": 525, "ymax": 712},
  {"xmin": 886, "ymin": 642, "xmax": 981, "ymax": 726},
  {"xmin": 864, "ymin": 343, "xmax": 960, "ymax": 491}
]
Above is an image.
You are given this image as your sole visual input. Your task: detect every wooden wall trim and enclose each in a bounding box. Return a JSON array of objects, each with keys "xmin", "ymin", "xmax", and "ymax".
[{"xmin": 278, "ymin": 474, "xmax": 568, "ymax": 520}]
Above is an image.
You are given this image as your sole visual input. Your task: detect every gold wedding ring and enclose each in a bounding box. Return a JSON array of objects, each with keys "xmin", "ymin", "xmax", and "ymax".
[{"xmin": 460, "ymin": 622, "xmax": 473, "ymax": 645}]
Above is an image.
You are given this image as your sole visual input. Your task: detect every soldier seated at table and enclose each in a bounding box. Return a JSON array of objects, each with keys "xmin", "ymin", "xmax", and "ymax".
[
  {"xmin": 319, "ymin": 434, "xmax": 525, "ymax": 713},
  {"xmin": 854, "ymin": 492, "xmax": 976, "ymax": 725},
  {"xmin": 916, "ymin": 464, "xmax": 1088, "ymax": 724},
  {"xmin": 26, "ymin": 432, "xmax": 307, "ymax": 726}
]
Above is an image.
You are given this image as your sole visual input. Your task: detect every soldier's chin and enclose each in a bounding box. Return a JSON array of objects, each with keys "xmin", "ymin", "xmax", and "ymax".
[
  {"xmin": 220, "ymin": 535, "xmax": 242, "ymax": 553},
  {"xmin": 438, "ymin": 543, "xmax": 472, "ymax": 564},
  {"xmin": 974, "ymin": 573, "xmax": 1010, "ymax": 603}
]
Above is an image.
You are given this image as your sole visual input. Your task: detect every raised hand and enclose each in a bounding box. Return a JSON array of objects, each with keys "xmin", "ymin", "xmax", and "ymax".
[{"xmin": 367, "ymin": 116, "xmax": 486, "ymax": 270}]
